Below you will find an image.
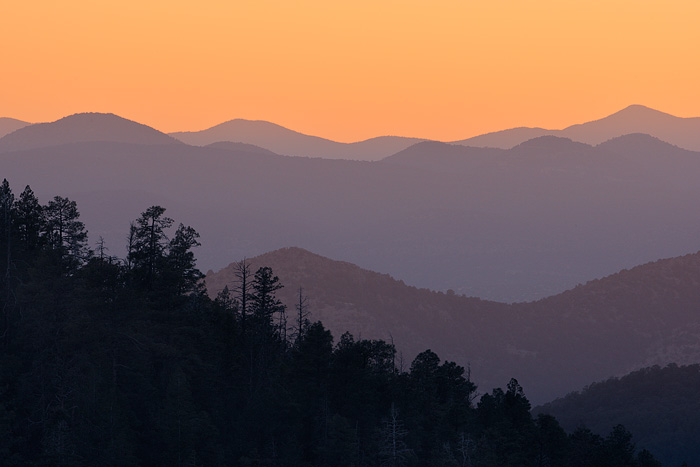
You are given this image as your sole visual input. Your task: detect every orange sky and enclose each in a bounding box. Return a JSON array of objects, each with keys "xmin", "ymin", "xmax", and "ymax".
[{"xmin": 2, "ymin": 0, "xmax": 699, "ymax": 142}]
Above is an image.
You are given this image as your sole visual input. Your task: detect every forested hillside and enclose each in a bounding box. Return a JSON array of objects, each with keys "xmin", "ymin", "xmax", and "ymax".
[
  {"xmin": 535, "ymin": 364, "xmax": 700, "ymax": 467},
  {"xmin": 206, "ymin": 246, "xmax": 700, "ymax": 405},
  {"xmin": 0, "ymin": 179, "xmax": 662, "ymax": 465}
]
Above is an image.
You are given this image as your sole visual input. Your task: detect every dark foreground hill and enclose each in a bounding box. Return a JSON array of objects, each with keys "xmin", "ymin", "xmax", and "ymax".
[
  {"xmin": 207, "ymin": 247, "xmax": 700, "ymax": 405},
  {"xmin": 0, "ymin": 188, "xmax": 660, "ymax": 465},
  {"xmin": 535, "ymin": 364, "xmax": 700, "ymax": 466}
]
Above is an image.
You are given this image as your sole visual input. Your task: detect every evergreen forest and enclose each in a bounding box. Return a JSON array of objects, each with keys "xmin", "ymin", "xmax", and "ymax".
[{"xmin": 0, "ymin": 179, "xmax": 664, "ymax": 466}]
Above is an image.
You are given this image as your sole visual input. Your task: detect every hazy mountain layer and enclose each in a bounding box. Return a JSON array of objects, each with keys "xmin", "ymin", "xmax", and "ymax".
[
  {"xmin": 453, "ymin": 104, "xmax": 700, "ymax": 151},
  {"xmin": 204, "ymin": 141, "xmax": 280, "ymax": 156},
  {"xmin": 0, "ymin": 117, "xmax": 31, "ymax": 139},
  {"xmin": 4, "ymin": 115, "xmax": 700, "ymax": 302},
  {"xmin": 167, "ymin": 105, "xmax": 700, "ymax": 157},
  {"xmin": 0, "ymin": 112, "xmax": 181, "ymax": 152},
  {"xmin": 170, "ymin": 118, "xmax": 427, "ymax": 160},
  {"xmin": 206, "ymin": 247, "xmax": 700, "ymax": 405}
]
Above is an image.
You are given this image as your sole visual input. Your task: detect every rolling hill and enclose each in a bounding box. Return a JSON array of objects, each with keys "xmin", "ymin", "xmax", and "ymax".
[
  {"xmin": 206, "ymin": 247, "xmax": 700, "ymax": 406},
  {"xmin": 534, "ymin": 364, "xmax": 700, "ymax": 466},
  {"xmin": 169, "ymin": 118, "xmax": 427, "ymax": 160},
  {"xmin": 0, "ymin": 112, "xmax": 182, "ymax": 152},
  {"xmin": 0, "ymin": 117, "xmax": 31, "ymax": 139}
]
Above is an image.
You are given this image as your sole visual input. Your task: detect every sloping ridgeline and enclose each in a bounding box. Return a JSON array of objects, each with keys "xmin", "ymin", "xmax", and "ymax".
[
  {"xmin": 535, "ymin": 364, "xmax": 700, "ymax": 467},
  {"xmin": 206, "ymin": 246, "xmax": 700, "ymax": 406}
]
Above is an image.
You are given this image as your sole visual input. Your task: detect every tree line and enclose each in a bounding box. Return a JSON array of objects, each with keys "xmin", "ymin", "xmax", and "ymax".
[{"xmin": 0, "ymin": 179, "xmax": 662, "ymax": 466}]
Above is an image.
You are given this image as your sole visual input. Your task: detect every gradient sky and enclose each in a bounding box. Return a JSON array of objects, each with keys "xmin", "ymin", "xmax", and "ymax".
[{"xmin": 3, "ymin": 0, "xmax": 699, "ymax": 142}]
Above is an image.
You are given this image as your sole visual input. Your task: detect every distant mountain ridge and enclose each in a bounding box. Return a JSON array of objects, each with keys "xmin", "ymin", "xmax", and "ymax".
[
  {"xmin": 6, "ymin": 104, "xmax": 700, "ymax": 157},
  {"xmin": 168, "ymin": 105, "xmax": 700, "ymax": 157},
  {"xmin": 453, "ymin": 104, "xmax": 700, "ymax": 151},
  {"xmin": 170, "ymin": 118, "xmax": 427, "ymax": 160},
  {"xmin": 206, "ymin": 246, "xmax": 700, "ymax": 405},
  {"xmin": 0, "ymin": 112, "xmax": 182, "ymax": 152},
  {"xmin": 0, "ymin": 117, "xmax": 31, "ymax": 139},
  {"xmin": 204, "ymin": 141, "xmax": 280, "ymax": 156}
]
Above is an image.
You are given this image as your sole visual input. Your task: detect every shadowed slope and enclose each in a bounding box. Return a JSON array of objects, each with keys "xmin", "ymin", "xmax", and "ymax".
[
  {"xmin": 534, "ymin": 364, "xmax": 700, "ymax": 466},
  {"xmin": 206, "ymin": 247, "xmax": 700, "ymax": 405}
]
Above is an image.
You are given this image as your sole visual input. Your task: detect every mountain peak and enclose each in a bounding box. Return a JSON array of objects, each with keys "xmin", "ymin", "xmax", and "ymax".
[
  {"xmin": 619, "ymin": 104, "xmax": 660, "ymax": 113},
  {"xmin": 0, "ymin": 112, "xmax": 181, "ymax": 152},
  {"xmin": 606, "ymin": 104, "xmax": 676, "ymax": 121}
]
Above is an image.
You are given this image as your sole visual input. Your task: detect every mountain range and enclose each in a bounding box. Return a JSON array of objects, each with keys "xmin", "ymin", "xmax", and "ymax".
[
  {"xmin": 454, "ymin": 104, "xmax": 700, "ymax": 150},
  {"xmin": 3, "ymin": 107, "xmax": 700, "ymax": 402},
  {"xmin": 169, "ymin": 105, "xmax": 700, "ymax": 157},
  {"xmin": 3, "ymin": 110, "xmax": 700, "ymax": 301},
  {"xmin": 4, "ymin": 104, "xmax": 700, "ymax": 158},
  {"xmin": 170, "ymin": 118, "xmax": 427, "ymax": 160},
  {"xmin": 206, "ymin": 246, "xmax": 700, "ymax": 405}
]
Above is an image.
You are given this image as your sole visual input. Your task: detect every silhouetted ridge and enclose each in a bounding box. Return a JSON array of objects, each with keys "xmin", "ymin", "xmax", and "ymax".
[
  {"xmin": 0, "ymin": 112, "xmax": 181, "ymax": 152},
  {"xmin": 0, "ymin": 117, "xmax": 31, "ymax": 138},
  {"xmin": 535, "ymin": 363, "xmax": 700, "ymax": 466},
  {"xmin": 204, "ymin": 141, "xmax": 279, "ymax": 156},
  {"xmin": 170, "ymin": 118, "xmax": 427, "ymax": 160},
  {"xmin": 385, "ymin": 140, "xmax": 457, "ymax": 159},
  {"xmin": 595, "ymin": 104, "xmax": 676, "ymax": 122},
  {"xmin": 207, "ymin": 246, "xmax": 700, "ymax": 405},
  {"xmin": 511, "ymin": 135, "xmax": 591, "ymax": 152},
  {"xmin": 596, "ymin": 133, "xmax": 682, "ymax": 153},
  {"xmin": 454, "ymin": 105, "xmax": 700, "ymax": 151},
  {"xmin": 381, "ymin": 140, "xmax": 502, "ymax": 167},
  {"xmin": 452, "ymin": 127, "xmax": 554, "ymax": 149}
]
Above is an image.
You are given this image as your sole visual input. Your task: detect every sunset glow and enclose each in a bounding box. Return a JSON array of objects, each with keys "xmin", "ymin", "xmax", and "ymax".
[{"xmin": 3, "ymin": 0, "xmax": 700, "ymax": 141}]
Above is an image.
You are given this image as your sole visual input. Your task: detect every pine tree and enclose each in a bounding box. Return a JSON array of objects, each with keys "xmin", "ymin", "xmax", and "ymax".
[
  {"xmin": 127, "ymin": 206, "xmax": 172, "ymax": 289},
  {"xmin": 13, "ymin": 185, "xmax": 43, "ymax": 252},
  {"xmin": 250, "ymin": 266, "xmax": 285, "ymax": 337},
  {"xmin": 0, "ymin": 179, "xmax": 14, "ymax": 341},
  {"xmin": 43, "ymin": 196, "xmax": 89, "ymax": 268},
  {"xmin": 167, "ymin": 223, "xmax": 204, "ymax": 296}
]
